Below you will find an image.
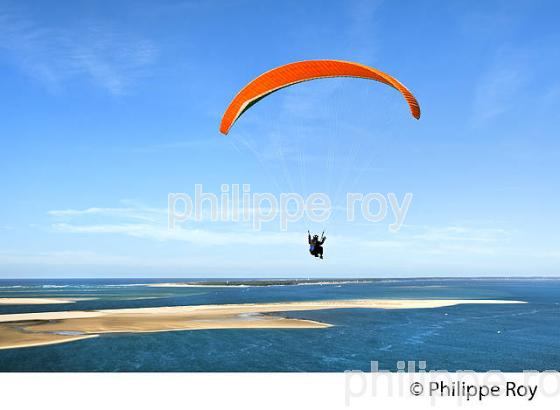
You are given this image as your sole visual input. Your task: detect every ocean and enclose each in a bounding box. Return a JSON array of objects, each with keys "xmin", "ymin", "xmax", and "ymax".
[{"xmin": 0, "ymin": 278, "xmax": 558, "ymax": 372}]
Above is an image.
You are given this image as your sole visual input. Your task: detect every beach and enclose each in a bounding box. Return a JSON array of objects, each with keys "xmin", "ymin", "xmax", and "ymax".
[{"xmin": 0, "ymin": 298, "xmax": 524, "ymax": 350}]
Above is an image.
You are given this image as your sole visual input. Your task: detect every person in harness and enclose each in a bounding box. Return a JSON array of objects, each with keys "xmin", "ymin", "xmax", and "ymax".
[{"xmin": 308, "ymin": 230, "xmax": 326, "ymax": 259}]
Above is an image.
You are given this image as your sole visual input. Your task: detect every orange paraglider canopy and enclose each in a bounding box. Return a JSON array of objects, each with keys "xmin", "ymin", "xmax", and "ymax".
[{"xmin": 220, "ymin": 59, "xmax": 420, "ymax": 135}]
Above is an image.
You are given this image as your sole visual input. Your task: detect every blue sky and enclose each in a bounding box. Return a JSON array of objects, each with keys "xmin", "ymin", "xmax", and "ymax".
[{"xmin": 0, "ymin": 0, "xmax": 559, "ymax": 278}]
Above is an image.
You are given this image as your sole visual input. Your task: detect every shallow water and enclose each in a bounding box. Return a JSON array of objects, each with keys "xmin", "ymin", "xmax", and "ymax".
[{"xmin": 0, "ymin": 278, "xmax": 558, "ymax": 372}]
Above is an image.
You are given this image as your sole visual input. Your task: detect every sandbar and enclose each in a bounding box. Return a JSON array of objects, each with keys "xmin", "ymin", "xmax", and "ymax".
[{"xmin": 0, "ymin": 299, "xmax": 525, "ymax": 350}]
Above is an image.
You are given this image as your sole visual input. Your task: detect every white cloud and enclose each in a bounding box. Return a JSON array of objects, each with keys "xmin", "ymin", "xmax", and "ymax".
[
  {"xmin": 350, "ymin": 224, "xmax": 510, "ymax": 258},
  {"xmin": 361, "ymin": 239, "xmax": 406, "ymax": 249},
  {"xmin": 472, "ymin": 47, "xmax": 530, "ymax": 124},
  {"xmin": 52, "ymin": 222, "xmax": 301, "ymax": 246},
  {"xmin": 0, "ymin": 249, "xmax": 315, "ymax": 274},
  {"xmin": 48, "ymin": 206, "xmax": 166, "ymax": 223},
  {"xmin": 43, "ymin": 199, "xmax": 517, "ymax": 271},
  {"xmin": 345, "ymin": 0, "xmax": 383, "ymax": 61},
  {"xmin": 47, "ymin": 201, "xmax": 301, "ymax": 246},
  {"xmin": 0, "ymin": 5, "xmax": 157, "ymax": 94},
  {"xmin": 409, "ymin": 226, "xmax": 509, "ymax": 243},
  {"xmin": 0, "ymin": 250, "xmax": 137, "ymax": 266},
  {"xmin": 47, "ymin": 202, "xmax": 510, "ymax": 249}
]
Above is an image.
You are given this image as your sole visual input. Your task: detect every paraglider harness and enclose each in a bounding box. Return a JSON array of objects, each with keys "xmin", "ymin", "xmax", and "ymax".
[{"xmin": 308, "ymin": 230, "xmax": 326, "ymax": 259}]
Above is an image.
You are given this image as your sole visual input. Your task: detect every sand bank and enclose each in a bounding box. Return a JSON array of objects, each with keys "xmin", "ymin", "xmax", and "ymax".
[{"xmin": 0, "ymin": 299, "xmax": 524, "ymax": 350}]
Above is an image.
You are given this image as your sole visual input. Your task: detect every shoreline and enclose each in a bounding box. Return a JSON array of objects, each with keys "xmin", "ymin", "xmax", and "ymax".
[
  {"xmin": 0, "ymin": 298, "xmax": 87, "ymax": 305},
  {"xmin": 0, "ymin": 299, "xmax": 525, "ymax": 350},
  {"xmin": 146, "ymin": 280, "xmax": 374, "ymax": 288},
  {"xmin": 0, "ymin": 331, "xmax": 98, "ymax": 350}
]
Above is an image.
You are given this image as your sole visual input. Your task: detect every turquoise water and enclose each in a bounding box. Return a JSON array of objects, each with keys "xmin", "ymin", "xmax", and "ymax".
[{"xmin": 0, "ymin": 278, "xmax": 559, "ymax": 372}]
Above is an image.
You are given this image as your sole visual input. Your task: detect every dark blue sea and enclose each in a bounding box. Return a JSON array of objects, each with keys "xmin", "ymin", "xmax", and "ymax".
[{"xmin": 0, "ymin": 278, "xmax": 558, "ymax": 372}]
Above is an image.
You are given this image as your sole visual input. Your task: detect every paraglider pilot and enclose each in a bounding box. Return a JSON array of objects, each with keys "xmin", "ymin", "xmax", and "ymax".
[{"xmin": 308, "ymin": 230, "xmax": 326, "ymax": 259}]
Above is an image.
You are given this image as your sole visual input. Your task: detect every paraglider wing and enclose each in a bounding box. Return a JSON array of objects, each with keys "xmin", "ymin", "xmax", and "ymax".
[{"xmin": 219, "ymin": 59, "xmax": 420, "ymax": 135}]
